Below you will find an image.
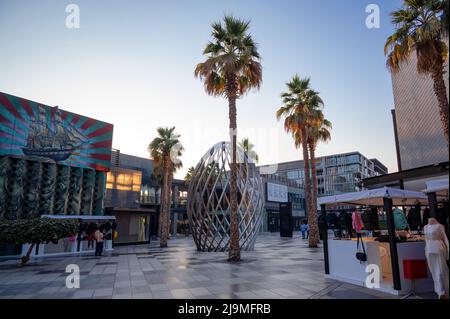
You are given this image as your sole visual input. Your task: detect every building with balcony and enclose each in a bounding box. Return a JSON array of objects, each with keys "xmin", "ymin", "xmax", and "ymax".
[
  {"xmin": 260, "ymin": 152, "xmax": 387, "ymax": 200},
  {"xmin": 104, "ymin": 149, "xmax": 187, "ymax": 244}
]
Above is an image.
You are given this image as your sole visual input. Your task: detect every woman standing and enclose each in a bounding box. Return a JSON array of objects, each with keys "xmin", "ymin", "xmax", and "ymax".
[{"xmin": 94, "ymin": 227, "xmax": 104, "ymax": 257}]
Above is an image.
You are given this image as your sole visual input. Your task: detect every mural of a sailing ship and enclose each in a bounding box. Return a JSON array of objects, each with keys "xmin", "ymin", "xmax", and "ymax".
[{"xmin": 0, "ymin": 92, "xmax": 113, "ymax": 171}]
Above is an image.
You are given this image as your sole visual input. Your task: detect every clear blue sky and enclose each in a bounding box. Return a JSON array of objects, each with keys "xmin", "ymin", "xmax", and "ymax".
[{"xmin": 0, "ymin": 0, "xmax": 403, "ymax": 178}]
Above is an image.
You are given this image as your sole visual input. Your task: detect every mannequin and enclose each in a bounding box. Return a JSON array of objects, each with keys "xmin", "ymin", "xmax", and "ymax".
[{"xmin": 424, "ymin": 218, "xmax": 449, "ymax": 299}]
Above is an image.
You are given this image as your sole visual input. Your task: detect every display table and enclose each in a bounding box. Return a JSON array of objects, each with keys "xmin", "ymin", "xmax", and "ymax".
[{"xmin": 327, "ymin": 238, "xmax": 434, "ymax": 295}]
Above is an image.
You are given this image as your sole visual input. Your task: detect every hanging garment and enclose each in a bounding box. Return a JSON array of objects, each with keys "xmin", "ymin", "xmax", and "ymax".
[
  {"xmin": 352, "ymin": 212, "xmax": 364, "ymax": 232},
  {"xmin": 424, "ymin": 223, "xmax": 449, "ymax": 298},
  {"xmin": 393, "ymin": 208, "xmax": 409, "ymax": 230},
  {"xmin": 407, "ymin": 207, "xmax": 422, "ymax": 231},
  {"xmin": 338, "ymin": 211, "xmax": 353, "ymax": 232},
  {"xmin": 361, "ymin": 207, "xmax": 379, "ymax": 231},
  {"xmin": 326, "ymin": 212, "xmax": 339, "ymax": 229}
]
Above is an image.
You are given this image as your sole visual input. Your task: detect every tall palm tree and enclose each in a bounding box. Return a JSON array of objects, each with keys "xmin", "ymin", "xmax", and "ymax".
[
  {"xmin": 239, "ymin": 138, "xmax": 259, "ymax": 163},
  {"xmin": 276, "ymin": 75, "xmax": 318, "ymax": 247},
  {"xmin": 195, "ymin": 15, "xmax": 262, "ymax": 261},
  {"xmin": 148, "ymin": 127, "xmax": 183, "ymax": 248},
  {"xmin": 385, "ymin": 0, "xmax": 449, "ymax": 146},
  {"xmin": 184, "ymin": 166, "xmax": 195, "ymax": 184},
  {"xmin": 307, "ymin": 111, "xmax": 332, "ymax": 247}
]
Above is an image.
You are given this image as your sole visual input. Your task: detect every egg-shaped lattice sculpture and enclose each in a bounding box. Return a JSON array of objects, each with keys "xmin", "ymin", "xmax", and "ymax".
[{"xmin": 187, "ymin": 142, "xmax": 264, "ymax": 252}]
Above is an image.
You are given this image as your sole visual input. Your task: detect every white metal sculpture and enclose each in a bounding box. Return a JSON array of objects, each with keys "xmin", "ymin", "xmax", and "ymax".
[{"xmin": 187, "ymin": 142, "xmax": 264, "ymax": 252}]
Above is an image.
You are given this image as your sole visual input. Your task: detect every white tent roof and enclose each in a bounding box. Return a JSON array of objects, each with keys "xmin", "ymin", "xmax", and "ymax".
[
  {"xmin": 318, "ymin": 187, "xmax": 428, "ymax": 207},
  {"xmin": 423, "ymin": 178, "xmax": 449, "ymax": 193}
]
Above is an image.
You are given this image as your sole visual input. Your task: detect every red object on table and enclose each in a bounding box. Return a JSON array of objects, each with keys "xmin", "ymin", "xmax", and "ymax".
[{"xmin": 403, "ymin": 259, "xmax": 428, "ymax": 279}]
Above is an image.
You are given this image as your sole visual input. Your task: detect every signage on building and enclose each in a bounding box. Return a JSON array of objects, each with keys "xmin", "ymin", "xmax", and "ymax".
[
  {"xmin": 0, "ymin": 92, "xmax": 113, "ymax": 171},
  {"xmin": 266, "ymin": 182, "xmax": 288, "ymax": 203}
]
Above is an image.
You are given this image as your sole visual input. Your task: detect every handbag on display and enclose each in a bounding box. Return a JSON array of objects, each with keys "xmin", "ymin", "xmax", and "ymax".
[{"xmin": 355, "ymin": 233, "xmax": 367, "ymax": 263}]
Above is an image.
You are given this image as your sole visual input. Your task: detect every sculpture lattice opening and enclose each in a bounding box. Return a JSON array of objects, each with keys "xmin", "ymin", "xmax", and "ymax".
[{"xmin": 187, "ymin": 142, "xmax": 264, "ymax": 252}]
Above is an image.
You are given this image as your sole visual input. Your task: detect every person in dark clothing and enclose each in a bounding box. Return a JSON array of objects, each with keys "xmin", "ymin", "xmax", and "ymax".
[
  {"xmin": 94, "ymin": 228, "xmax": 104, "ymax": 256},
  {"xmin": 407, "ymin": 205, "xmax": 422, "ymax": 231}
]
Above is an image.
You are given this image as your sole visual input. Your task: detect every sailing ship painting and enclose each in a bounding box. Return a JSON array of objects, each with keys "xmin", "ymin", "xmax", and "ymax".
[
  {"xmin": 23, "ymin": 106, "xmax": 88, "ymax": 162},
  {"xmin": 0, "ymin": 92, "xmax": 114, "ymax": 171}
]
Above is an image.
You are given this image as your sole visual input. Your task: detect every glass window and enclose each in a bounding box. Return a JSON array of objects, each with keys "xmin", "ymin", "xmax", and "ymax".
[
  {"xmin": 106, "ymin": 172, "xmax": 115, "ymax": 189},
  {"xmin": 287, "ymin": 170, "xmax": 300, "ymax": 179},
  {"xmin": 116, "ymin": 173, "xmax": 132, "ymax": 190},
  {"xmin": 132, "ymin": 173, "xmax": 142, "ymax": 192}
]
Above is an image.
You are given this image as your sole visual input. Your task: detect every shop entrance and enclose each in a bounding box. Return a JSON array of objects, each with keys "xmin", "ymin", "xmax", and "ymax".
[
  {"xmin": 115, "ymin": 214, "xmax": 150, "ymax": 244},
  {"xmin": 267, "ymin": 212, "xmax": 279, "ymax": 233}
]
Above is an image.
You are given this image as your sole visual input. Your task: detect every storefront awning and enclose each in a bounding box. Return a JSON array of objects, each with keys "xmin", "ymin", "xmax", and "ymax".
[{"xmin": 318, "ymin": 186, "xmax": 428, "ymax": 207}]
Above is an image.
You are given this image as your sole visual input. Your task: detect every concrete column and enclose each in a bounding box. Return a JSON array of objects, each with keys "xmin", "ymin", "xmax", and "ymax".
[
  {"xmin": 173, "ymin": 186, "xmax": 179, "ymax": 207},
  {"xmin": 172, "ymin": 212, "xmax": 178, "ymax": 236}
]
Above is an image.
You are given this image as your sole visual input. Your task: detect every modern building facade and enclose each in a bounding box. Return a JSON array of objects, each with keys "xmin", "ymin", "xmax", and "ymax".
[
  {"xmin": 260, "ymin": 152, "xmax": 387, "ymax": 199},
  {"xmin": 0, "ymin": 92, "xmax": 114, "ymax": 256},
  {"xmin": 390, "ymin": 41, "xmax": 449, "ymax": 172},
  {"xmin": 364, "ymin": 44, "xmax": 449, "ymax": 191},
  {"xmin": 0, "ymin": 92, "xmax": 113, "ymax": 219},
  {"xmin": 259, "ymin": 173, "xmax": 306, "ymax": 233},
  {"xmin": 104, "ymin": 149, "xmax": 188, "ymax": 244}
]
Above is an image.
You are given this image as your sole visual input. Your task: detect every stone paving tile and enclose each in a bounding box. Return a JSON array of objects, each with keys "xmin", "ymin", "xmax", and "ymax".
[
  {"xmin": 152, "ymin": 290, "xmax": 175, "ymax": 299},
  {"xmin": 133, "ymin": 292, "xmax": 153, "ymax": 299},
  {"xmin": 188, "ymin": 287, "xmax": 211, "ymax": 297},
  {"xmin": 194, "ymin": 294, "xmax": 217, "ymax": 299},
  {"xmin": 0, "ymin": 234, "xmax": 432, "ymax": 299},
  {"xmin": 112, "ymin": 293, "xmax": 132, "ymax": 299},
  {"xmin": 93, "ymin": 288, "xmax": 113, "ymax": 297},
  {"xmin": 251, "ymin": 289, "xmax": 284, "ymax": 299},
  {"xmin": 171, "ymin": 288, "xmax": 195, "ymax": 299},
  {"xmin": 233, "ymin": 291, "xmax": 263, "ymax": 299},
  {"xmin": 149, "ymin": 283, "xmax": 169, "ymax": 292},
  {"xmin": 72, "ymin": 289, "xmax": 94, "ymax": 299},
  {"xmin": 270, "ymin": 288, "xmax": 299, "ymax": 297}
]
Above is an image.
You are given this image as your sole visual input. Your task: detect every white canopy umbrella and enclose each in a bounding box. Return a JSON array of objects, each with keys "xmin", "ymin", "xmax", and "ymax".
[{"xmin": 318, "ymin": 186, "xmax": 428, "ymax": 207}]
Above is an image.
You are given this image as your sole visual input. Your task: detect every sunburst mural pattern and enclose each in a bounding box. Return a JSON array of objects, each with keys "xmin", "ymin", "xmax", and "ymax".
[{"xmin": 0, "ymin": 92, "xmax": 113, "ymax": 171}]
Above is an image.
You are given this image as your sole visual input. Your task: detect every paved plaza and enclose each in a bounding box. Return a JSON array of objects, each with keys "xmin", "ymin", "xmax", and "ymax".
[{"xmin": 0, "ymin": 234, "xmax": 432, "ymax": 299}]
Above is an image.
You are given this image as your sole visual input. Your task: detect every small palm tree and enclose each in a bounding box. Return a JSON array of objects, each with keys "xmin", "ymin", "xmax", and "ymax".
[
  {"xmin": 148, "ymin": 127, "xmax": 183, "ymax": 248},
  {"xmin": 195, "ymin": 15, "xmax": 262, "ymax": 261},
  {"xmin": 184, "ymin": 166, "xmax": 195, "ymax": 184},
  {"xmin": 276, "ymin": 75, "xmax": 319, "ymax": 247},
  {"xmin": 385, "ymin": 0, "xmax": 449, "ymax": 146},
  {"xmin": 239, "ymin": 138, "xmax": 259, "ymax": 163}
]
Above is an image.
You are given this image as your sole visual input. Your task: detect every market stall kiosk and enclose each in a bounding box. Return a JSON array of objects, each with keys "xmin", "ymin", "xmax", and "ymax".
[
  {"xmin": 20, "ymin": 215, "xmax": 116, "ymax": 258},
  {"xmin": 318, "ymin": 187, "xmax": 434, "ymax": 296}
]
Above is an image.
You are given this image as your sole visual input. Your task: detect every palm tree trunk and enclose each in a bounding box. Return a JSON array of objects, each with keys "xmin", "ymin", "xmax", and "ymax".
[
  {"xmin": 308, "ymin": 142, "xmax": 320, "ymax": 247},
  {"xmin": 228, "ymin": 85, "xmax": 240, "ymax": 262},
  {"xmin": 431, "ymin": 65, "xmax": 449, "ymax": 148},
  {"xmin": 167, "ymin": 168, "xmax": 174, "ymax": 239},
  {"xmin": 159, "ymin": 155, "xmax": 170, "ymax": 248},
  {"xmin": 301, "ymin": 129, "xmax": 315, "ymax": 248},
  {"xmin": 20, "ymin": 243, "xmax": 36, "ymax": 265}
]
